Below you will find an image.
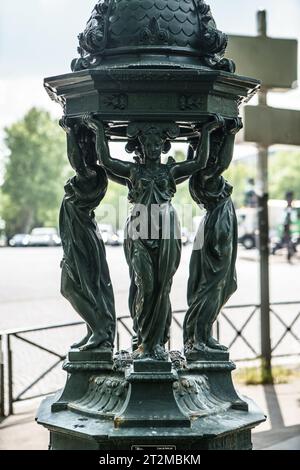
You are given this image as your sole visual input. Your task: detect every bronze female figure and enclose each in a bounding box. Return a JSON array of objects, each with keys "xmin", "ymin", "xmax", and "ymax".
[
  {"xmin": 86, "ymin": 115, "xmax": 223, "ymax": 360},
  {"xmin": 59, "ymin": 119, "xmax": 116, "ymax": 351},
  {"xmin": 184, "ymin": 118, "xmax": 243, "ymax": 355}
]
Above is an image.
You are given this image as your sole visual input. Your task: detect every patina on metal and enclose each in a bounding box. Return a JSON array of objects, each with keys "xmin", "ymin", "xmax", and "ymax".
[
  {"xmin": 59, "ymin": 118, "xmax": 116, "ymax": 352},
  {"xmin": 70, "ymin": 0, "xmax": 235, "ymax": 73},
  {"xmin": 184, "ymin": 117, "xmax": 242, "ymax": 358},
  {"xmin": 37, "ymin": 0, "xmax": 265, "ymax": 450}
]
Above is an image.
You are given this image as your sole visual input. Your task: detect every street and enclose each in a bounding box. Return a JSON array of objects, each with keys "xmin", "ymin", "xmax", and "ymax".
[
  {"xmin": 0, "ymin": 245, "xmax": 299, "ymax": 403},
  {"xmin": 1, "ymin": 245, "xmax": 300, "ymax": 329}
]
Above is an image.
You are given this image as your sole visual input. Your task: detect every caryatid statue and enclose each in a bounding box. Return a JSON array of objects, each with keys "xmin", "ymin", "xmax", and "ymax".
[
  {"xmin": 59, "ymin": 118, "xmax": 116, "ymax": 351},
  {"xmin": 184, "ymin": 118, "xmax": 243, "ymax": 355},
  {"xmin": 85, "ymin": 114, "xmax": 224, "ymax": 360}
]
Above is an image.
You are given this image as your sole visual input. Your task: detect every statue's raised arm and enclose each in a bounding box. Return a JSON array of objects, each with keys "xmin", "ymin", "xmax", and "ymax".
[
  {"xmin": 170, "ymin": 115, "xmax": 225, "ymax": 181},
  {"xmin": 84, "ymin": 115, "xmax": 134, "ymax": 180},
  {"xmin": 60, "ymin": 117, "xmax": 90, "ymax": 178},
  {"xmin": 217, "ymin": 117, "xmax": 243, "ymax": 172}
]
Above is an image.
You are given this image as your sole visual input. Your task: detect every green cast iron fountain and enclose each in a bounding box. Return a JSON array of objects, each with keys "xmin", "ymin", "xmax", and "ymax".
[{"xmin": 37, "ymin": 0, "xmax": 265, "ymax": 450}]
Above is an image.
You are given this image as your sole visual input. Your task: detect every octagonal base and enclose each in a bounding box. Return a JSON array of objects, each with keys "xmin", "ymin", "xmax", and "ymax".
[
  {"xmin": 37, "ymin": 393, "xmax": 264, "ymax": 450},
  {"xmin": 36, "ymin": 351, "xmax": 265, "ymax": 451}
]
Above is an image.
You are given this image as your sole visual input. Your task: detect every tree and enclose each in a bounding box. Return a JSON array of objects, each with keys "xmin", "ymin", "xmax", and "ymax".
[
  {"xmin": 224, "ymin": 150, "xmax": 300, "ymax": 206},
  {"xmin": 1, "ymin": 108, "xmax": 68, "ymax": 237},
  {"xmin": 97, "ymin": 180, "xmax": 128, "ymax": 230},
  {"xmin": 224, "ymin": 162, "xmax": 256, "ymax": 208},
  {"xmin": 269, "ymin": 150, "xmax": 300, "ymax": 200}
]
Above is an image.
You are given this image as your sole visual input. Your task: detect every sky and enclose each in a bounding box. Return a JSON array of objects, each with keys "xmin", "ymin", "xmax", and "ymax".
[{"xmin": 0, "ymin": 0, "xmax": 300, "ymax": 150}]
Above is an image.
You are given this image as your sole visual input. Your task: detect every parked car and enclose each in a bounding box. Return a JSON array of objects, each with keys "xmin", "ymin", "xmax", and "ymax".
[
  {"xmin": 237, "ymin": 208, "xmax": 257, "ymax": 250},
  {"xmin": 9, "ymin": 233, "xmax": 30, "ymax": 247},
  {"xmin": 181, "ymin": 227, "xmax": 191, "ymax": 246},
  {"xmin": 28, "ymin": 227, "xmax": 61, "ymax": 247},
  {"xmin": 98, "ymin": 224, "xmax": 121, "ymax": 246},
  {"xmin": 0, "ymin": 235, "xmax": 7, "ymax": 247},
  {"xmin": 0, "ymin": 219, "xmax": 7, "ymax": 246},
  {"xmin": 117, "ymin": 229, "xmax": 125, "ymax": 245},
  {"xmin": 237, "ymin": 201, "xmax": 300, "ymax": 251}
]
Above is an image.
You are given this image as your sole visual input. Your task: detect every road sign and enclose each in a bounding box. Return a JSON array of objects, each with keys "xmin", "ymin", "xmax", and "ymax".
[
  {"xmin": 226, "ymin": 35, "xmax": 298, "ymax": 91},
  {"xmin": 238, "ymin": 105, "xmax": 300, "ymax": 146},
  {"xmin": 226, "ymin": 10, "xmax": 299, "ymax": 376}
]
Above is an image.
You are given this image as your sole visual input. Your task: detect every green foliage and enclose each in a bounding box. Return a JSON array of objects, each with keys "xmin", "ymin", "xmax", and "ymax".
[
  {"xmin": 224, "ymin": 150, "xmax": 300, "ymax": 207},
  {"xmin": 172, "ymin": 150, "xmax": 199, "ymax": 206},
  {"xmin": 233, "ymin": 364, "xmax": 300, "ymax": 385},
  {"xmin": 171, "ymin": 150, "xmax": 256, "ymax": 211},
  {"xmin": 0, "ymin": 188, "xmax": 8, "ymax": 218},
  {"xmin": 1, "ymin": 108, "xmax": 68, "ymax": 237},
  {"xmin": 224, "ymin": 162, "xmax": 256, "ymax": 208},
  {"xmin": 97, "ymin": 181, "xmax": 128, "ymax": 229},
  {"xmin": 269, "ymin": 150, "xmax": 300, "ymax": 200},
  {"xmin": 171, "ymin": 150, "xmax": 202, "ymax": 230}
]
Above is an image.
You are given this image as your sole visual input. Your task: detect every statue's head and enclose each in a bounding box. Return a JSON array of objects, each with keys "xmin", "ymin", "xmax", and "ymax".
[{"xmin": 127, "ymin": 122, "xmax": 180, "ymax": 162}]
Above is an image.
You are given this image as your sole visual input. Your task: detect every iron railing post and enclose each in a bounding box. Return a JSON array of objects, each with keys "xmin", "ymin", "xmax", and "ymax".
[
  {"xmin": 256, "ymin": 12, "xmax": 272, "ymax": 380},
  {"xmin": 117, "ymin": 330, "xmax": 120, "ymax": 352},
  {"xmin": 216, "ymin": 320, "xmax": 220, "ymax": 343},
  {"xmin": 7, "ymin": 335, "xmax": 13, "ymax": 415},
  {"xmin": 257, "ymin": 139, "xmax": 272, "ymax": 377},
  {"xmin": 0, "ymin": 335, "xmax": 5, "ymax": 417}
]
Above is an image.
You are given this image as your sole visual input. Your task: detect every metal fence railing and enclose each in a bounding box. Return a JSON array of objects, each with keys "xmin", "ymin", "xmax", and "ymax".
[{"xmin": 1, "ymin": 301, "xmax": 299, "ymax": 417}]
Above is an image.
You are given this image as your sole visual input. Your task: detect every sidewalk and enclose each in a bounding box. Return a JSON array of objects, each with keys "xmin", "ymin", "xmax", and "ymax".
[
  {"xmin": 0, "ymin": 380, "xmax": 299, "ymax": 450},
  {"xmin": 239, "ymin": 248, "xmax": 300, "ymax": 264},
  {"xmin": 240, "ymin": 380, "xmax": 300, "ymax": 450}
]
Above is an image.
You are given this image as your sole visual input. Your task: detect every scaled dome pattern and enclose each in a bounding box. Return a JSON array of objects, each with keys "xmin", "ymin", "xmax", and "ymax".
[{"xmin": 71, "ymin": 0, "xmax": 235, "ymax": 72}]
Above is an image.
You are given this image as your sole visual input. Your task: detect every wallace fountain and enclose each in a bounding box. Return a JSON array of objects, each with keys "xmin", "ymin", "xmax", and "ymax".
[{"xmin": 37, "ymin": 0, "xmax": 266, "ymax": 450}]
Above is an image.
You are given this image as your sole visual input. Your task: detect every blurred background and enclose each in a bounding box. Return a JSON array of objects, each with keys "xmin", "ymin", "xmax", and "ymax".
[{"xmin": 0, "ymin": 0, "xmax": 300, "ymax": 450}]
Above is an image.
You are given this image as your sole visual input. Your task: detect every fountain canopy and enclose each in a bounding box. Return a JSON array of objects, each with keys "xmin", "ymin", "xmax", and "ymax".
[
  {"xmin": 45, "ymin": 0, "xmax": 259, "ymax": 137},
  {"xmin": 71, "ymin": 0, "xmax": 235, "ymax": 72}
]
